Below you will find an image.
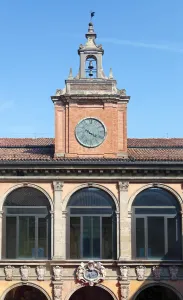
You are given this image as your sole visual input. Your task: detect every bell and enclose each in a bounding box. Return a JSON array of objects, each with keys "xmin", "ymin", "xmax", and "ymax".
[
  {"xmin": 89, "ymin": 70, "xmax": 93, "ymax": 77},
  {"xmin": 88, "ymin": 61, "xmax": 94, "ymax": 69}
]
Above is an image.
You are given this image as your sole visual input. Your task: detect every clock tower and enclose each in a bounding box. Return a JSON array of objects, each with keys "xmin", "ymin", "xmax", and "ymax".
[{"xmin": 51, "ymin": 21, "xmax": 130, "ymax": 158}]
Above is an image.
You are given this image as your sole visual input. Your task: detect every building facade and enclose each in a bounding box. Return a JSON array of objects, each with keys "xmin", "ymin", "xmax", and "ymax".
[{"xmin": 0, "ymin": 21, "xmax": 183, "ymax": 300}]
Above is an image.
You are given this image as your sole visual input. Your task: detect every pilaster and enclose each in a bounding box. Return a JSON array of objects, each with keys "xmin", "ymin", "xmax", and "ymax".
[
  {"xmin": 0, "ymin": 211, "xmax": 3, "ymax": 259},
  {"xmin": 119, "ymin": 181, "xmax": 131, "ymax": 260},
  {"xmin": 53, "ymin": 181, "xmax": 64, "ymax": 260}
]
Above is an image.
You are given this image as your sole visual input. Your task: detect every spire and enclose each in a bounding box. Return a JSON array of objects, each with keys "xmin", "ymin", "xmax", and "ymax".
[
  {"xmin": 109, "ymin": 68, "xmax": 113, "ymax": 79},
  {"xmin": 68, "ymin": 68, "xmax": 73, "ymax": 79}
]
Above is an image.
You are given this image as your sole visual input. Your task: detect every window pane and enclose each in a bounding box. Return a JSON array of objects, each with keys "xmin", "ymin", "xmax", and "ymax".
[
  {"xmin": 6, "ymin": 217, "xmax": 16, "ymax": 258},
  {"xmin": 70, "ymin": 217, "xmax": 80, "ymax": 258},
  {"xmin": 19, "ymin": 217, "xmax": 35, "ymax": 258},
  {"xmin": 93, "ymin": 217, "xmax": 100, "ymax": 258},
  {"xmin": 167, "ymin": 218, "xmax": 180, "ymax": 259},
  {"xmin": 135, "ymin": 208, "xmax": 177, "ymax": 214},
  {"xmin": 148, "ymin": 217, "xmax": 164, "ymax": 259},
  {"xmin": 102, "ymin": 217, "xmax": 112, "ymax": 259},
  {"xmin": 83, "ymin": 217, "xmax": 92, "ymax": 258},
  {"xmin": 38, "ymin": 218, "xmax": 48, "ymax": 258},
  {"xmin": 70, "ymin": 208, "xmax": 112, "ymax": 215},
  {"xmin": 136, "ymin": 218, "xmax": 145, "ymax": 258}
]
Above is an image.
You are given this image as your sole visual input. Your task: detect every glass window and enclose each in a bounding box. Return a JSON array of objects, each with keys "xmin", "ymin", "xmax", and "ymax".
[
  {"xmin": 133, "ymin": 188, "xmax": 181, "ymax": 260},
  {"xmin": 4, "ymin": 187, "xmax": 51, "ymax": 259},
  {"xmin": 68, "ymin": 188, "xmax": 116, "ymax": 259}
]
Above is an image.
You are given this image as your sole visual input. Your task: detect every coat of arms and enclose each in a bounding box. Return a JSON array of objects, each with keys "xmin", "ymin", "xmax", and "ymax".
[{"xmin": 76, "ymin": 260, "xmax": 106, "ymax": 286}]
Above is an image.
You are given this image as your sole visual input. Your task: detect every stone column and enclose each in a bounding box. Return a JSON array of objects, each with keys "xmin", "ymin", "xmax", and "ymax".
[
  {"xmin": 0, "ymin": 211, "xmax": 3, "ymax": 259},
  {"xmin": 119, "ymin": 181, "xmax": 131, "ymax": 260},
  {"xmin": 53, "ymin": 181, "xmax": 64, "ymax": 259},
  {"xmin": 62, "ymin": 210, "xmax": 68, "ymax": 259}
]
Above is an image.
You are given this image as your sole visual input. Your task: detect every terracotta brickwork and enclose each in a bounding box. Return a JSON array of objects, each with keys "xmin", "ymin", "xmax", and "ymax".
[{"xmin": 54, "ymin": 101, "xmax": 128, "ymax": 158}]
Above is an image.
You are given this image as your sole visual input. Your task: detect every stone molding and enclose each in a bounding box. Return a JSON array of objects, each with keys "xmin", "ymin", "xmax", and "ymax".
[{"xmin": 53, "ymin": 284, "xmax": 62, "ymax": 300}]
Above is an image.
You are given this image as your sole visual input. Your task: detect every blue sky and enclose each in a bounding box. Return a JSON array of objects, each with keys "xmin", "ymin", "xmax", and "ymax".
[{"xmin": 0, "ymin": 0, "xmax": 182, "ymax": 138}]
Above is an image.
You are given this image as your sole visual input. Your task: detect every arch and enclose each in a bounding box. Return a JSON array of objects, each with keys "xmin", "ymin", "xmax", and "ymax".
[
  {"xmin": 62, "ymin": 183, "xmax": 119, "ymax": 211},
  {"xmin": 133, "ymin": 282, "xmax": 182, "ymax": 300},
  {"xmin": 1, "ymin": 282, "xmax": 51, "ymax": 300},
  {"xmin": 1, "ymin": 183, "xmax": 53, "ymax": 211},
  {"xmin": 128, "ymin": 183, "xmax": 183, "ymax": 212},
  {"xmin": 65, "ymin": 284, "xmax": 118, "ymax": 300}
]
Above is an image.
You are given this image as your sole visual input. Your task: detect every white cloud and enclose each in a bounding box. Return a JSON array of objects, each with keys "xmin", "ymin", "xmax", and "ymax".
[{"xmin": 100, "ymin": 38, "xmax": 183, "ymax": 54}]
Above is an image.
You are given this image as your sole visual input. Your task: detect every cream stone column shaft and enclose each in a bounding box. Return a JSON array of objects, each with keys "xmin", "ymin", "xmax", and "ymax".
[
  {"xmin": 0, "ymin": 211, "xmax": 3, "ymax": 259},
  {"xmin": 53, "ymin": 181, "xmax": 64, "ymax": 259},
  {"xmin": 119, "ymin": 181, "xmax": 131, "ymax": 260}
]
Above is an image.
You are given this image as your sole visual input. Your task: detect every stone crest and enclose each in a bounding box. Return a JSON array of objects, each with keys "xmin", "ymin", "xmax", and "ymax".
[
  {"xmin": 136, "ymin": 266, "xmax": 146, "ymax": 281},
  {"xmin": 36, "ymin": 265, "xmax": 46, "ymax": 281},
  {"xmin": 119, "ymin": 181, "xmax": 129, "ymax": 192},
  {"xmin": 53, "ymin": 266, "xmax": 63, "ymax": 281},
  {"xmin": 4, "ymin": 265, "xmax": 14, "ymax": 281},
  {"xmin": 76, "ymin": 260, "xmax": 106, "ymax": 286},
  {"xmin": 120, "ymin": 266, "xmax": 130, "ymax": 281},
  {"xmin": 20, "ymin": 265, "xmax": 30, "ymax": 281},
  {"xmin": 152, "ymin": 266, "xmax": 163, "ymax": 280},
  {"xmin": 120, "ymin": 284, "xmax": 129, "ymax": 300},
  {"xmin": 53, "ymin": 285, "xmax": 62, "ymax": 300},
  {"xmin": 169, "ymin": 266, "xmax": 178, "ymax": 281}
]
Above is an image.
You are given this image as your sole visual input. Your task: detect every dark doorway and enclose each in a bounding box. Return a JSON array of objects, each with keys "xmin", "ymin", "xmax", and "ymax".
[
  {"xmin": 70, "ymin": 286, "xmax": 113, "ymax": 300},
  {"xmin": 5, "ymin": 285, "xmax": 48, "ymax": 300},
  {"xmin": 136, "ymin": 285, "xmax": 180, "ymax": 300}
]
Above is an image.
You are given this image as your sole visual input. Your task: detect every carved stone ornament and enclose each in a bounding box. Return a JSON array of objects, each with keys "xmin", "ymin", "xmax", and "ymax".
[
  {"xmin": 119, "ymin": 181, "xmax": 129, "ymax": 192},
  {"xmin": 120, "ymin": 266, "xmax": 130, "ymax": 281},
  {"xmin": 53, "ymin": 181, "xmax": 64, "ymax": 191},
  {"xmin": 53, "ymin": 285, "xmax": 62, "ymax": 300},
  {"xmin": 136, "ymin": 266, "xmax": 146, "ymax": 281},
  {"xmin": 120, "ymin": 284, "xmax": 129, "ymax": 300},
  {"xmin": 152, "ymin": 266, "xmax": 163, "ymax": 280},
  {"xmin": 20, "ymin": 265, "xmax": 30, "ymax": 281},
  {"xmin": 36, "ymin": 265, "xmax": 46, "ymax": 281},
  {"xmin": 53, "ymin": 266, "xmax": 63, "ymax": 281},
  {"xmin": 76, "ymin": 261, "xmax": 106, "ymax": 286},
  {"xmin": 4, "ymin": 265, "xmax": 14, "ymax": 281},
  {"xmin": 169, "ymin": 266, "xmax": 179, "ymax": 281}
]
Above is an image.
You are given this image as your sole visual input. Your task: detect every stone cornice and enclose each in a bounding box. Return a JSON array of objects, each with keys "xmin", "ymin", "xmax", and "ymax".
[{"xmin": 0, "ymin": 164, "xmax": 182, "ymax": 180}]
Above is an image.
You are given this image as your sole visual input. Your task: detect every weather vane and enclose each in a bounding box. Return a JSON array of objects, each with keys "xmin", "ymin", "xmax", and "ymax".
[{"xmin": 90, "ymin": 11, "xmax": 95, "ymax": 21}]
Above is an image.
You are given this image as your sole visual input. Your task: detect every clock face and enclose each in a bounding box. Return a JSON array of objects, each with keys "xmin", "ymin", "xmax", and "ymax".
[{"xmin": 75, "ymin": 117, "xmax": 106, "ymax": 148}]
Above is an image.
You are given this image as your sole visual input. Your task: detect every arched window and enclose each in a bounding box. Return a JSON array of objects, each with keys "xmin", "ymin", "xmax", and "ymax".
[
  {"xmin": 132, "ymin": 187, "xmax": 181, "ymax": 260},
  {"xmin": 68, "ymin": 187, "xmax": 116, "ymax": 259},
  {"xmin": 85, "ymin": 56, "xmax": 97, "ymax": 78},
  {"xmin": 3, "ymin": 187, "xmax": 51, "ymax": 259}
]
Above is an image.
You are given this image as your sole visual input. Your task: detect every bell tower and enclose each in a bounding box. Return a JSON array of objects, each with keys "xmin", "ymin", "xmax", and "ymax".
[{"xmin": 51, "ymin": 21, "xmax": 130, "ymax": 158}]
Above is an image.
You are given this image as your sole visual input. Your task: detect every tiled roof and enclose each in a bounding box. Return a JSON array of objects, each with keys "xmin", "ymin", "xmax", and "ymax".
[{"xmin": 0, "ymin": 138, "xmax": 183, "ymax": 162}]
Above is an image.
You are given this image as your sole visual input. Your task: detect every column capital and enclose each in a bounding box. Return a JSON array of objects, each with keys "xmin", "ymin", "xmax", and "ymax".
[
  {"xmin": 118, "ymin": 181, "xmax": 129, "ymax": 192},
  {"xmin": 53, "ymin": 181, "xmax": 64, "ymax": 191}
]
